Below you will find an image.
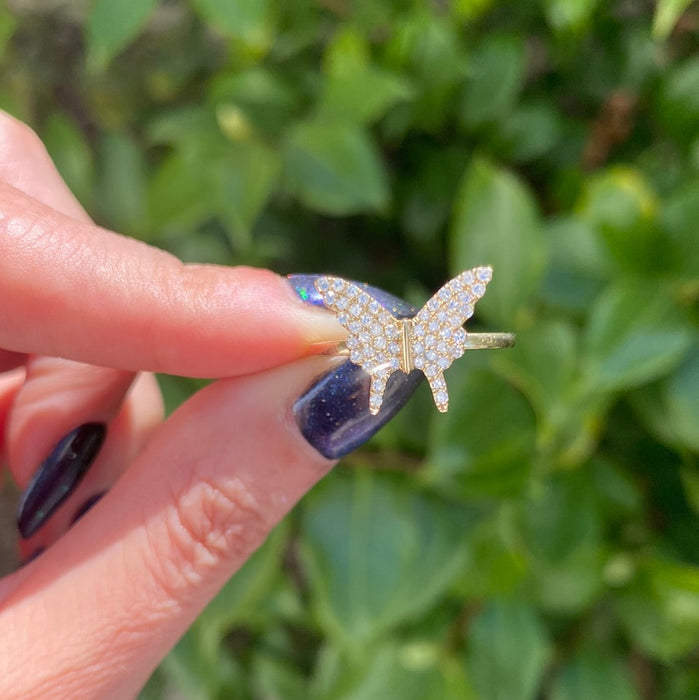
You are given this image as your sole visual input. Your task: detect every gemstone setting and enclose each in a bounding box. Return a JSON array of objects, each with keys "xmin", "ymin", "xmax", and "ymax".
[{"xmin": 315, "ymin": 266, "xmax": 493, "ymax": 414}]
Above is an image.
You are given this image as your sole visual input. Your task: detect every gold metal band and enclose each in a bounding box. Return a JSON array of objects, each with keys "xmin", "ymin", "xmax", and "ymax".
[
  {"xmin": 463, "ymin": 332, "xmax": 517, "ymax": 349},
  {"xmin": 326, "ymin": 332, "xmax": 515, "ymax": 357}
]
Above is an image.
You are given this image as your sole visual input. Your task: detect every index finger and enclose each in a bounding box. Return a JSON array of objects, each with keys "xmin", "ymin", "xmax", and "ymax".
[{"xmin": 0, "ymin": 182, "xmax": 343, "ymax": 376}]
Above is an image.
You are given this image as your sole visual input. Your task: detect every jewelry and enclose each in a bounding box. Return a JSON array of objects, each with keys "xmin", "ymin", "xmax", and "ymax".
[{"xmin": 315, "ymin": 266, "xmax": 515, "ymax": 414}]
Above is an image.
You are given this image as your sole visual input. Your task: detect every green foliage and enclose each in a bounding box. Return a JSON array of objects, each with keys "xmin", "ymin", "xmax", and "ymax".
[
  {"xmin": 86, "ymin": 0, "xmax": 159, "ymax": 71},
  {"xmin": 654, "ymin": 0, "xmax": 699, "ymax": 38},
  {"xmin": 550, "ymin": 649, "xmax": 639, "ymax": 700},
  {"xmin": 1, "ymin": 0, "xmax": 697, "ymax": 697},
  {"xmin": 301, "ymin": 470, "xmax": 471, "ymax": 651},
  {"xmin": 451, "ymin": 157, "xmax": 546, "ymax": 326},
  {"xmin": 466, "ymin": 599, "xmax": 552, "ymax": 700}
]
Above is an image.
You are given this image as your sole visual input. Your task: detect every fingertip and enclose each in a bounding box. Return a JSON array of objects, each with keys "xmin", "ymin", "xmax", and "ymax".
[{"xmin": 281, "ymin": 273, "xmax": 347, "ymax": 350}]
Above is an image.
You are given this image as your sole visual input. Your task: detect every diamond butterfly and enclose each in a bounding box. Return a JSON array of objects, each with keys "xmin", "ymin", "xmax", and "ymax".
[{"xmin": 315, "ymin": 266, "xmax": 493, "ymax": 414}]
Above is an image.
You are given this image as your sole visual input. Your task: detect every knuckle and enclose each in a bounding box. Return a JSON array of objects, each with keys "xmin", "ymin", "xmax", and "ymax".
[{"xmin": 147, "ymin": 475, "xmax": 272, "ymax": 599}]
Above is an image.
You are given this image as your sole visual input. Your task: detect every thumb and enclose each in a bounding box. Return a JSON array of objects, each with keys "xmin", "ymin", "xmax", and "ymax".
[{"xmin": 0, "ymin": 356, "xmax": 339, "ymax": 699}]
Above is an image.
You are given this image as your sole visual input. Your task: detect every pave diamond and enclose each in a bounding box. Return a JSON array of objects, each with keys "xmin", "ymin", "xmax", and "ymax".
[
  {"xmin": 476, "ymin": 266, "xmax": 492, "ymax": 282},
  {"xmin": 314, "ymin": 265, "xmax": 493, "ymax": 414}
]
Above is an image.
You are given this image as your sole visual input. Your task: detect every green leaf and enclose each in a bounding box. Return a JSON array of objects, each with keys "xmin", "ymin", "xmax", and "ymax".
[
  {"xmin": 146, "ymin": 106, "xmax": 217, "ymax": 147},
  {"xmin": 313, "ymin": 643, "xmax": 476, "ymax": 700},
  {"xmin": 0, "ymin": 8, "xmax": 17, "ymax": 61},
  {"xmin": 217, "ymin": 140, "xmax": 281, "ymax": 249},
  {"xmin": 616, "ymin": 557, "xmax": 699, "ymax": 662},
  {"xmin": 531, "ymin": 545, "xmax": 605, "ymax": 613},
  {"xmin": 252, "ymin": 653, "xmax": 308, "ymax": 700},
  {"xmin": 425, "ymin": 362, "xmax": 537, "ymax": 499},
  {"xmin": 492, "ymin": 320, "xmax": 605, "ymax": 467},
  {"xmin": 42, "ymin": 112, "xmax": 95, "ymax": 211},
  {"xmin": 316, "ymin": 68, "xmax": 413, "ymax": 126},
  {"xmin": 493, "ymin": 101, "xmax": 562, "ymax": 162},
  {"xmin": 582, "ymin": 282, "xmax": 695, "ymax": 392},
  {"xmin": 450, "ymin": 157, "xmax": 547, "ymax": 326},
  {"xmin": 492, "ymin": 320, "xmax": 578, "ymax": 425},
  {"xmin": 657, "ymin": 56, "xmax": 699, "ymax": 140},
  {"xmin": 522, "ymin": 472, "xmax": 601, "ymax": 564},
  {"xmin": 301, "ymin": 470, "xmax": 469, "ymax": 649},
  {"xmin": 459, "ymin": 35, "xmax": 526, "ymax": 129},
  {"xmin": 148, "ymin": 127, "xmax": 278, "ymax": 246},
  {"xmin": 400, "ymin": 145, "xmax": 467, "ymax": 251},
  {"xmin": 520, "ymin": 472, "xmax": 605, "ymax": 612},
  {"xmin": 383, "ymin": 13, "xmax": 466, "ymax": 133},
  {"xmin": 453, "ymin": 509, "xmax": 528, "ymax": 598},
  {"xmin": 190, "ymin": 0, "xmax": 273, "ymax": 47},
  {"xmin": 653, "ymin": 0, "xmax": 697, "ymax": 39},
  {"xmin": 323, "ymin": 26, "xmax": 371, "ymax": 77},
  {"xmin": 284, "ymin": 121, "xmax": 389, "ymax": 215},
  {"xmin": 544, "ymin": 0, "xmax": 601, "ymax": 34},
  {"xmin": 466, "ymin": 599, "xmax": 551, "ymax": 700},
  {"xmin": 539, "ymin": 217, "xmax": 613, "ymax": 313},
  {"xmin": 578, "ymin": 167, "xmax": 660, "ymax": 273},
  {"xmin": 589, "ymin": 458, "xmax": 643, "ymax": 521},
  {"xmin": 148, "ymin": 148, "xmax": 219, "ymax": 232},
  {"xmin": 95, "ymin": 131, "xmax": 146, "ymax": 235},
  {"xmin": 680, "ymin": 462, "xmax": 699, "ymax": 516},
  {"xmin": 209, "ymin": 68, "xmax": 299, "ymax": 138},
  {"xmin": 550, "ymin": 650, "xmax": 639, "ymax": 700},
  {"xmin": 451, "ymin": 0, "xmax": 497, "ymax": 22},
  {"xmin": 631, "ymin": 346, "xmax": 699, "ymax": 453},
  {"xmin": 659, "ymin": 183, "xmax": 699, "ymax": 278},
  {"xmin": 86, "ymin": 0, "xmax": 159, "ymax": 71},
  {"xmin": 161, "ymin": 629, "xmax": 243, "ymax": 700}
]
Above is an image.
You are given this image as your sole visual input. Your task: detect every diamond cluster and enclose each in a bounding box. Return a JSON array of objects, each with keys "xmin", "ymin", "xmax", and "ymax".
[
  {"xmin": 410, "ymin": 265, "xmax": 492, "ymax": 412},
  {"xmin": 315, "ymin": 277, "xmax": 402, "ymax": 373},
  {"xmin": 315, "ymin": 266, "xmax": 493, "ymax": 415}
]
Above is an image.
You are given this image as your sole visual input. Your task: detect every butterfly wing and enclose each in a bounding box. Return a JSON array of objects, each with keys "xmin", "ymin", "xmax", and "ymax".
[
  {"xmin": 410, "ymin": 266, "xmax": 493, "ymax": 411},
  {"xmin": 315, "ymin": 276, "xmax": 403, "ymax": 414}
]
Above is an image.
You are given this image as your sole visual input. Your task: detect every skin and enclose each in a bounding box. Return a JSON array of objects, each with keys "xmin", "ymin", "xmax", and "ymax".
[{"xmin": 0, "ymin": 111, "xmax": 346, "ymax": 699}]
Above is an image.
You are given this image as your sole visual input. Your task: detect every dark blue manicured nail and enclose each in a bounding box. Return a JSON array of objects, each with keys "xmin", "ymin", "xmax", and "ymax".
[
  {"xmin": 17, "ymin": 423, "xmax": 107, "ymax": 539},
  {"xmin": 70, "ymin": 491, "xmax": 107, "ymax": 526},
  {"xmin": 288, "ymin": 274, "xmax": 423, "ymax": 459}
]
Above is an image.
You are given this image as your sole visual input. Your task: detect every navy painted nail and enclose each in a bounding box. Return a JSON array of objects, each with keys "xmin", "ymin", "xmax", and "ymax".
[
  {"xmin": 288, "ymin": 274, "xmax": 423, "ymax": 459},
  {"xmin": 70, "ymin": 491, "xmax": 107, "ymax": 526},
  {"xmin": 17, "ymin": 423, "xmax": 107, "ymax": 539}
]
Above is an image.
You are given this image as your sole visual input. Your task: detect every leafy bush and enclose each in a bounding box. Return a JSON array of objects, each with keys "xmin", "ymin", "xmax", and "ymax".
[{"xmin": 1, "ymin": 0, "xmax": 698, "ymax": 697}]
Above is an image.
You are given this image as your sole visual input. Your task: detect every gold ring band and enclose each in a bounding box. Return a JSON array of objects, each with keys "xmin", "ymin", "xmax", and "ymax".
[
  {"xmin": 463, "ymin": 331, "xmax": 516, "ymax": 349},
  {"xmin": 327, "ymin": 332, "xmax": 516, "ymax": 357}
]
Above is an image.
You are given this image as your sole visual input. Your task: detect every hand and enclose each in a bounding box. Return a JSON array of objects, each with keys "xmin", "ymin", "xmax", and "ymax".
[{"xmin": 0, "ymin": 111, "xmax": 365, "ymax": 698}]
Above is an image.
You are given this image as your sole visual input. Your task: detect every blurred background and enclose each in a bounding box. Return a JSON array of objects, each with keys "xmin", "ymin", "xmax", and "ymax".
[{"xmin": 1, "ymin": 0, "xmax": 698, "ymax": 697}]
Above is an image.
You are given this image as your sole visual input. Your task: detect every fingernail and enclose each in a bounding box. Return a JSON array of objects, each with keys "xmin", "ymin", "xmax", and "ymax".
[
  {"xmin": 17, "ymin": 423, "xmax": 107, "ymax": 539},
  {"xmin": 70, "ymin": 491, "xmax": 107, "ymax": 526},
  {"xmin": 285, "ymin": 274, "xmax": 347, "ymax": 344},
  {"xmin": 20, "ymin": 546, "xmax": 45, "ymax": 567},
  {"xmin": 289, "ymin": 274, "xmax": 422, "ymax": 459}
]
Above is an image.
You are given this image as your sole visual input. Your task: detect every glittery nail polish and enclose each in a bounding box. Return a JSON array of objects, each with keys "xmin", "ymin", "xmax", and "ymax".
[
  {"xmin": 288, "ymin": 274, "xmax": 422, "ymax": 459},
  {"xmin": 70, "ymin": 491, "xmax": 107, "ymax": 526},
  {"xmin": 17, "ymin": 423, "xmax": 107, "ymax": 539}
]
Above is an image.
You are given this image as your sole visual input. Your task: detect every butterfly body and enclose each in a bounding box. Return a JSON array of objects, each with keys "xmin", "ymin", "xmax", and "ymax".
[{"xmin": 315, "ymin": 266, "xmax": 493, "ymax": 414}]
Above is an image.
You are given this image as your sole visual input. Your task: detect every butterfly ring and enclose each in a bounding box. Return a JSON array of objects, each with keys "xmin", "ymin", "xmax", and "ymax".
[{"xmin": 315, "ymin": 266, "xmax": 515, "ymax": 415}]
